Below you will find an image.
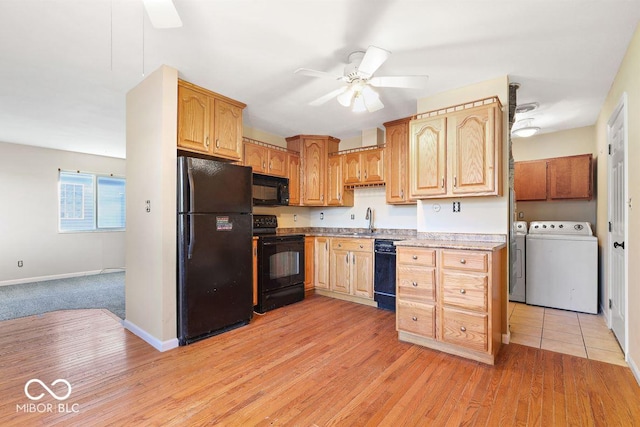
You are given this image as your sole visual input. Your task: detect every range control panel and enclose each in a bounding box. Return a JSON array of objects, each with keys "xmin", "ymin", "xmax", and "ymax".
[{"xmin": 253, "ymin": 214, "xmax": 278, "ymax": 234}]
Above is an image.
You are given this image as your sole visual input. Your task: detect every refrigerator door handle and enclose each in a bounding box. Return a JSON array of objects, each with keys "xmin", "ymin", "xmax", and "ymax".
[{"xmin": 187, "ymin": 216, "xmax": 194, "ymax": 259}]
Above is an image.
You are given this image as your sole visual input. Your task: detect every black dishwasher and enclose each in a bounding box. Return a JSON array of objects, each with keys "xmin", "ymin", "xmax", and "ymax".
[{"xmin": 374, "ymin": 239, "xmax": 398, "ymax": 311}]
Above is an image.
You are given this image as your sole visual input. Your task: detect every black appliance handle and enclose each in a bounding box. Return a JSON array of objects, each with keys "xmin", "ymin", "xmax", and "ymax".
[
  {"xmin": 261, "ymin": 240, "xmax": 303, "ymax": 246},
  {"xmin": 614, "ymin": 241, "xmax": 625, "ymax": 249},
  {"xmin": 187, "ymin": 216, "xmax": 194, "ymax": 259}
]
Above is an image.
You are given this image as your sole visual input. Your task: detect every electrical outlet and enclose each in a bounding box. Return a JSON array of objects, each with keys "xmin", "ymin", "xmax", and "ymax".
[
  {"xmin": 452, "ymin": 202, "xmax": 461, "ymax": 213},
  {"xmin": 293, "ymin": 214, "xmax": 297, "ymax": 222},
  {"xmin": 518, "ymin": 212, "xmax": 524, "ymax": 219},
  {"xmin": 320, "ymin": 212, "xmax": 324, "ymax": 220},
  {"xmin": 350, "ymin": 214, "xmax": 355, "ymax": 220},
  {"xmin": 18, "ymin": 260, "xmax": 23, "ymax": 268}
]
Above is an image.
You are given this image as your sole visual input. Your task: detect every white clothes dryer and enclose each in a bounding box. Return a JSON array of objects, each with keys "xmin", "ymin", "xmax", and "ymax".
[
  {"xmin": 526, "ymin": 221, "xmax": 598, "ymax": 314},
  {"xmin": 509, "ymin": 221, "xmax": 527, "ymax": 302}
]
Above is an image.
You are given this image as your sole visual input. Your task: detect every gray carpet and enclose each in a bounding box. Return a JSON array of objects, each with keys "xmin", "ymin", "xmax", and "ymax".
[{"xmin": 0, "ymin": 272, "xmax": 125, "ymax": 321}]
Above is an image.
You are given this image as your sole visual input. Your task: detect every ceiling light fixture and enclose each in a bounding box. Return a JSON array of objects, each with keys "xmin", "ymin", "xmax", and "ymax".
[
  {"xmin": 511, "ymin": 118, "xmax": 540, "ymax": 138},
  {"xmin": 515, "ymin": 102, "xmax": 539, "ymax": 114}
]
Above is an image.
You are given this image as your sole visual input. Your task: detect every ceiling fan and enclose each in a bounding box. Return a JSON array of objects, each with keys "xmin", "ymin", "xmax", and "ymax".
[
  {"xmin": 295, "ymin": 45, "xmax": 428, "ymax": 113},
  {"xmin": 143, "ymin": 0, "xmax": 182, "ymax": 29}
]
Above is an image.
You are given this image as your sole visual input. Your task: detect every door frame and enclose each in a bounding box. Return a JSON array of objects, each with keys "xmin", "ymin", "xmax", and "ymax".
[{"xmin": 607, "ymin": 92, "xmax": 628, "ymax": 355}]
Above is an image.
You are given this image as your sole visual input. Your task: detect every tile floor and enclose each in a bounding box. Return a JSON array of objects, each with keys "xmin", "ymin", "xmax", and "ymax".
[{"xmin": 508, "ymin": 302, "xmax": 627, "ymax": 366}]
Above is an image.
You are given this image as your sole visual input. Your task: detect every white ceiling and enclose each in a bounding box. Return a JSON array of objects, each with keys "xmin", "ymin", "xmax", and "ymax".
[{"xmin": 1, "ymin": 1, "xmax": 639, "ymax": 159}]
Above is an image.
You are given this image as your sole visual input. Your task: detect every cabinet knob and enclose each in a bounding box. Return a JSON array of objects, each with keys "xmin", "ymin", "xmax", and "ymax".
[
  {"xmin": 460, "ymin": 259, "xmax": 466, "ymax": 264},
  {"xmin": 412, "ymin": 316, "xmax": 418, "ymax": 322},
  {"xmin": 412, "ymin": 255, "xmax": 418, "ymax": 260},
  {"xmin": 460, "ymin": 326, "xmax": 466, "ymax": 332},
  {"xmin": 454, "ymin": 176, "xmax": 457, "ymax": 187},
  {"xmin": 215, "ymin": 138, "xmax": 220, "ymax": 148},
  {"xmin": 459, "ymin": 289, "xmax": 466, "ymax": 294},
  {"xmin": 412, "ymin": 282, "xmax": 418, "ymax": 287},
  {"xmin": 359, "ymin": 244, "xmax": 363, "ymax": 248},
  {"xmin": 338, "ymin": 243, "xmax": 342, "ymax": 248},
  {"xmin": 205, "ymin": 136, "xmax": 210, "ymax": 148}
]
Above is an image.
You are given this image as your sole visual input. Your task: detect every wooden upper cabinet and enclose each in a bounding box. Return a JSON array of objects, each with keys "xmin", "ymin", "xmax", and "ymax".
[
  {"xmin": 514, "ymin": 161, "xmax": 547, "ymax": 201},
  {"xmin": 410, "ymin": 116, "xmax": 447, "ymax": 198},
  {"xmin": 514, "ymin": 154, "xmax": 593, "ymax": 201},
  {"xmin": 548, "ymin": 155, "xmax": 592, "ymax": 200},
  {"xmin": 384, "ymin": 118, "xmax": 414, "ymax": 204},
  {"xmin": 177, "ymin": 80, "xmax": 246, "ymax": 161},
  {"xmin": 244, "ymin": 143, "xmax": 268, "ymax": 173},
  {"xmin": 409, "ymin": 99, "xmax": 502, "ymax": 199},
  {"xmin": 287, "ymin": 153, "xmax": 301, "ymax": 205},
  {"xmin": 177, "ymin": 85, "xmax": 210, "ymax": 152},
  {"xmin": 449, "ymin": 104, "xmax": 499, "ymax": 195},
  {"xmin": 286, "ymin": 135, "xmax": 340, "ymax": 206},
  {"xmin": 343, "ymin": 148, "xmax": 385, "ymax": 186},
  {"xmin": 327, "ymin": 155, "xmax": 353, "ymax": 206},
  {"xmin": 268, "ymin": 150, "xmax": 288, "ymax": 177}
]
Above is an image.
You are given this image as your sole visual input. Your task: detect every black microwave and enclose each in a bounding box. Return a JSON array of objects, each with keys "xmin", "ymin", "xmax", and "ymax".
[{"xmin": 252, "ymin": 173, "xmax": 290, "ymax": 206}]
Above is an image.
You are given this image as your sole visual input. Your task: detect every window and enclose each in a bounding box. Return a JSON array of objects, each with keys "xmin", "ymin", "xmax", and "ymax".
[{"xmin": 58, "ymin": 171, "xmax": 125, "ymax": 232}]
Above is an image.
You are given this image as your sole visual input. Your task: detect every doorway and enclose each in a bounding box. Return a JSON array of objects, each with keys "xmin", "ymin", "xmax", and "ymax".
[{"xmin": 607, "ymin": 93, "xmax": 627, "ymax": 353}]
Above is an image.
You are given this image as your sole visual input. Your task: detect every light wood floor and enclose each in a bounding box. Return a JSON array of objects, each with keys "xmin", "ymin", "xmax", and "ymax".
[{"xmin": 1, "ymin": 295, "xmax": 639, "ymax": 426}]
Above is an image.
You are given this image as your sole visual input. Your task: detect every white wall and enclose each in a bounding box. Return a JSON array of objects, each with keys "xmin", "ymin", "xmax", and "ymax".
[
  {"xmin": 0, "ymin": 141, "xmax": 125, "ymax": 285},
  {"xmin": 125, "ymin": 65, "xmax": 178, "ymax": 350},
  {"xmin": 416, "ymin": 76, "xmax": 510, "ymax": 235}
]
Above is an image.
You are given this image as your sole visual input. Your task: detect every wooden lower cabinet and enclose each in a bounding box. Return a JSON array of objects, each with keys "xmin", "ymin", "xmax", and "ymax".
[
  {"xmin": 304, "ymin": 237, "xmax": 314, "ymax": 293},
  {"xmin": 396, "ymin": 245, "xmax": 504, "ymax": 365},
  {"xmin": 314, "ymin": 237, "xmax": 330, "ymax": 290}
]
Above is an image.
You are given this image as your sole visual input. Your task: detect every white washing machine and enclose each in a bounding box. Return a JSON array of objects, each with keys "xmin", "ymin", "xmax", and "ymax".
[
  {"xmin": 509, "ymin": 221, "xmax": 527, "ymax": 302},
  {"xmin": 526, "ymin": 221, "xmax": 598, "ymax": 314}
]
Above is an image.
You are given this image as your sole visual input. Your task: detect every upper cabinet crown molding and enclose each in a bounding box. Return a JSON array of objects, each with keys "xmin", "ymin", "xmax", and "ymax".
[
  {"xmin": 409, "ymin": 97, "xmax": 503, "ymax": 199},
  {"xmin": 514, "ymin": 153, "xmax": 593, "ymax": 201},
  {"xmin": 177, "ymin": 80, "xmax": 246, "ymax": 161}
]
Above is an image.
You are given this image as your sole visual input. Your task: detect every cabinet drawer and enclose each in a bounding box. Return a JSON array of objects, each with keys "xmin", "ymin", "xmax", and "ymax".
[
  {"xmin": 332, "ymin": 238, "xmax": 373, "ymax": 252},
  {"xmin": 441, "ymin": 250, "xmax": 488, "ymax": 272},
  {"xmin": 397, "ymin": 300, "xmax": 435, "ymax": 338},
  {"xmin": 397, "ymin": 266, "xmax": 436, "ymax": 302},
  {"xmin": 441, "ymin": 271, "xmax": 487, "ymax": 311},
  {"xmin": 441, "ymin": 308, "xmax": 487, "ymax": 352},
  {"xmin": 397, "ymin": 248, "xmax": 436, "ymax": 267}
]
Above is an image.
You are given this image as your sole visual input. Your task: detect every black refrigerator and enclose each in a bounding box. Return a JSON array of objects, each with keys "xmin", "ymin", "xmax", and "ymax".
[{"xmin": 177, "ymin": 156, "xmax": 253, "ymax": 345}]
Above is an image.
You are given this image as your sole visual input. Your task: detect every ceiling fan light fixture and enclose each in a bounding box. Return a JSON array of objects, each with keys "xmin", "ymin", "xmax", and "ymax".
[
  {"xmin": 352, "ymin": 94, "xmax": 367, "ymax": 113},
  {"xmin": 337, "ymin": 88, "xmax": 354, "ymax": 107}
]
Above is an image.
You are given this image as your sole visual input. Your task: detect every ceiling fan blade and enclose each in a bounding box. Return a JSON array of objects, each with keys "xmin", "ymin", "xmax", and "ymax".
[
  {"xmin": 310, "ymin": 87, "xmax": 349, "ymax": 106},
  {"xmin": 143, "ymin": 0, "xmax": 182, "ymax": 29},
  {"xmin": 368, "ymin": 75, "xmax": 429, "ymax": 89},
  {"xmin": 295, "ymin": 68, "xmax": 346, "ymax": 81},
  {"xmin": 357, "ymin": 46, "xmax": 391, "ymax": 78}
]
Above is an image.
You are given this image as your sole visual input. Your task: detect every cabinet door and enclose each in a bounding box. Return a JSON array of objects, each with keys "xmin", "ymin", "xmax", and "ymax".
[
  {"xmin": 244, "ymin": 143, "xmax": 268, "ymax": 173},
  {"xmin": 314, "ymin": 237, "xmax": 330, "ymax": 289},
  {"xmin": 267, "ymin": 150, "xmax": 288, "ymax": 177},
  {"xmin": 212, "ymin": 98, "xmax": 243, "ymax": 161},
  {"xmin": 330, "ymin": 248, "xmax": 351, "ymax": 294},
  {"xmin": 362, "ymin": 148, "xmax": 384, "ymax": 183},
  {"xmin": 177, "ymin": 85, "xmax": 211, "ymax": 153},
  {"xmin": 410, "ymin": 117, "xmax": 447, "ymax": 198},
  {"xmin": 449, "ymin": 105, "xmax": 499, "ymax": 195},
  {"xmin": 343, "ymin": 153, "xmax": 361, "ymax": 185},
  {"xmin": 287, "ymin": 154, "xmax": 301, "ymax": 205},
  {"xmin": 353, "ymin": 251, "xmax": 373, "ymax": 298},
  {"xmin": 302, "ymin": 139, "xmax": 327, "ymax": 205},
  {"xmin": 514, "ymin": 160, "xmax": 547, "ymax": 201},
  {"xmin": 385, "ymin": 120, "xmax": 411, "ymax": 203},
  {"xmin": 547, "ymin": 154, "xmax": 592, "ymax": 200},
  {"xmin": 327, "ymin": 155, "xmax": 344, "ymax": 206},
  {"xmin": 305, "ymin": 237, "xmax": 315, "ymax": 292}
]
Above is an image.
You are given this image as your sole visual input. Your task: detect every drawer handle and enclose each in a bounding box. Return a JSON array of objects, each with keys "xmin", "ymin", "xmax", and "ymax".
[
  {"xmin": 459, "ymin": 289, "xmax": 466, "ymax": 294},
  {"xmin": 412, "ymin": 255, "xmax": 418, "ymax": 260},
  {"xmin": 359, "ymin": 244, "xmax": 363, "ymax": 248},
  {"xmin": 412, "ymin": 282, "xmax": 418, "ymax": 287},
  {"xmin": 412, "ymin": 316, "xmax": 418, "ymax": 321},
  {"xmin": 460, "ymin": 326, "xmax": 466, "ymax": 332},
  {"xmin": 460, "ymin": 259, "xmax": 466, "ymax": 264}
]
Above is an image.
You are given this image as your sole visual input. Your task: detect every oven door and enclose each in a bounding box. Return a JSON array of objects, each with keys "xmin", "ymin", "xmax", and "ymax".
[{"xmin": 258, "ymin": 235, "xmax": 305, "ymax": 292}]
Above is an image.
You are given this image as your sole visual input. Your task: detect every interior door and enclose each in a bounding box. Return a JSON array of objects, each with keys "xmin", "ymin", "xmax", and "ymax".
[{"xmin": 608, "ymin": 96, "xmax": 627, "ymax": 350}]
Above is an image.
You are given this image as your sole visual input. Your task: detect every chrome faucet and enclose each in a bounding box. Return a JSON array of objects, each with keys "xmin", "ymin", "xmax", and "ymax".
[{"xmin": 365, "ymin": 207, "xmax": 374, "ymax": 233}]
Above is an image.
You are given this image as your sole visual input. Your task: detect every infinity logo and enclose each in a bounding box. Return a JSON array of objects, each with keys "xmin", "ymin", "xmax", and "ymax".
[{"xmin": 24, "ymin": 379, "xmax": 72, "ymax": 401}]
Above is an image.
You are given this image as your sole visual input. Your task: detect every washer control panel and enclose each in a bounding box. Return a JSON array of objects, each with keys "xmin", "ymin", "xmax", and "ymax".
[{"xmin": 528, "ymin": 221, "xmax": 593, "ymax": 236}]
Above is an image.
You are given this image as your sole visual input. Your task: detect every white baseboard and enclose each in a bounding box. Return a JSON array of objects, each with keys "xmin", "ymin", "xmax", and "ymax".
[
  {"xmin": 0, "ymin": 270, "xmax": 105, "ymax": 287},
  {"xmin": 628, "ymin": 353, "xmax": 640, "ymax": 387},
  {"xmin": 123, "ymin": 319, "xmax": 179, "ymax": 352},
  {"xmin": 502, "ymin": 332, "xmax": 510, "ymax": 344}
]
